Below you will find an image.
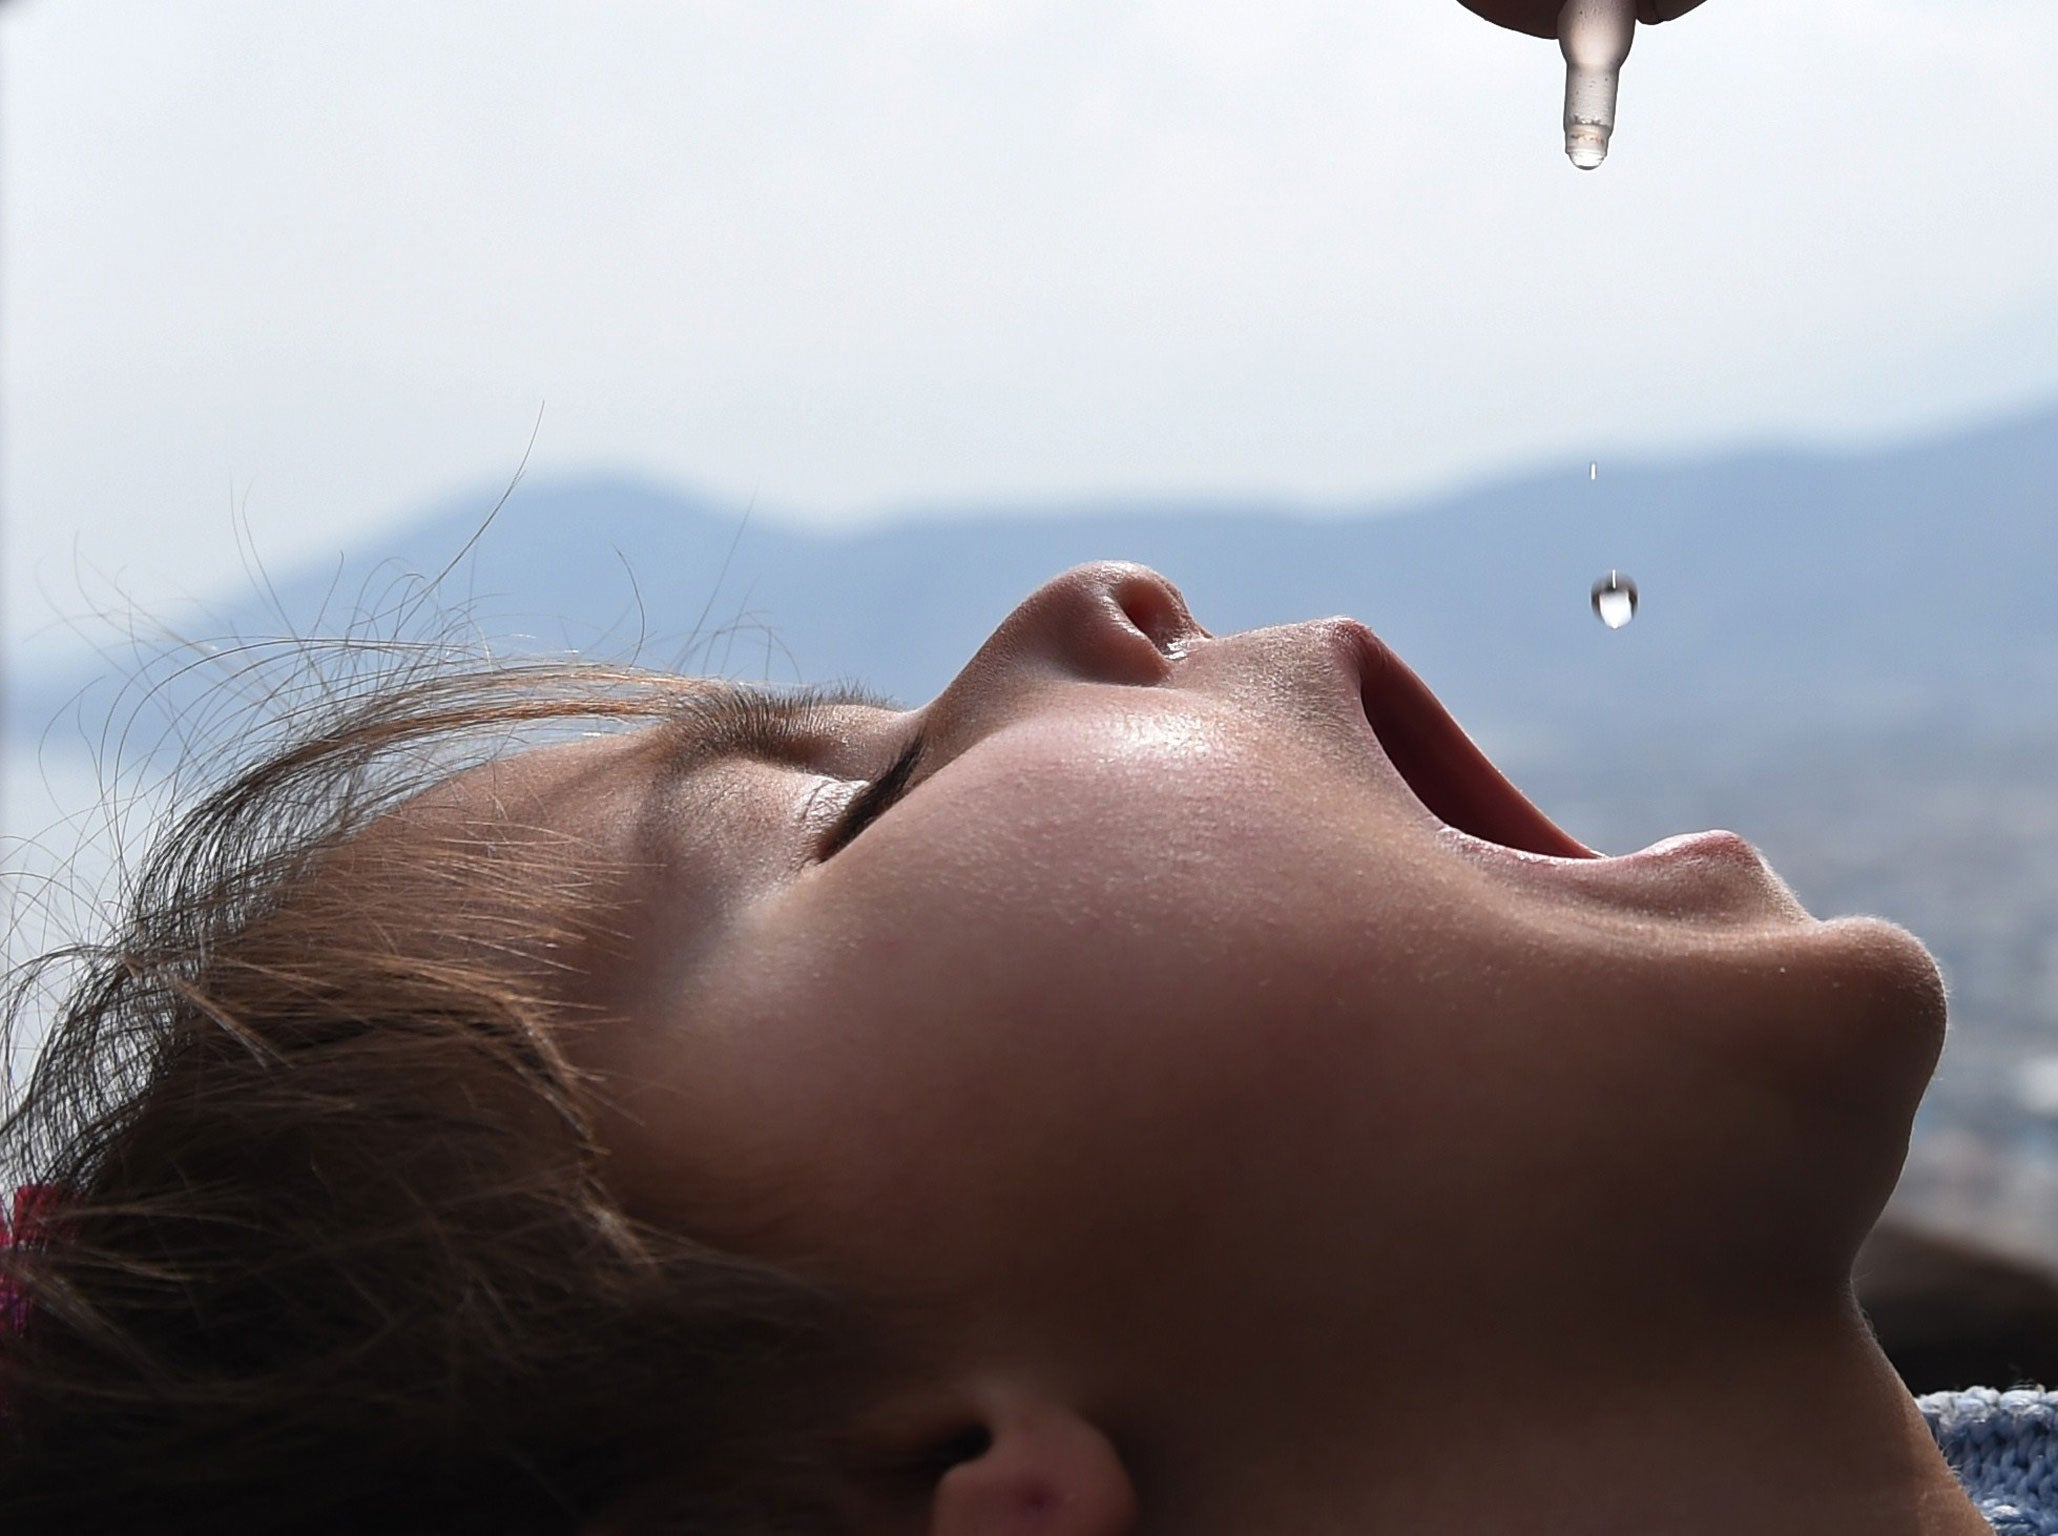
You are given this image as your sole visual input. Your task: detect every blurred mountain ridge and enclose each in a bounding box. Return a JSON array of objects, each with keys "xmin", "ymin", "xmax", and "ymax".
[{"xmin": 14, "ymin": 398, "xmax": 2058, "ymax": 771}]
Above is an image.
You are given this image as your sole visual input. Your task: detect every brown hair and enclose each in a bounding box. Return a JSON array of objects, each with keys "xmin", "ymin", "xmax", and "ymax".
[{"xmin": 0, "ymin": 656, "xmax": 942, "ymax": 1533}]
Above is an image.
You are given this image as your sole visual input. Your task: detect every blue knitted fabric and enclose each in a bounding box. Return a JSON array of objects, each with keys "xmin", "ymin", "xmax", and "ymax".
[{"xmin": 1919, "ymin": 1388, "xmax": 2058, "ymax": 1535}]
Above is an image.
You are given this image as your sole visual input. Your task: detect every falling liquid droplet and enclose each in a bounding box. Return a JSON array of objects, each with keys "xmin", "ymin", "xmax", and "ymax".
[
  {"xmin": 1590, "ymin": 571, "xmax": 1638, "ymax": 630},
  {"xmin": 1589, "ymin": 461, "xmax": 1598, "ymax": 482}
]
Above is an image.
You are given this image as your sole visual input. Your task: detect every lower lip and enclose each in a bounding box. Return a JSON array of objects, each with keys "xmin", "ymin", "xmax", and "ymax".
[
  {"xmin": 1443, "ymin": 826, "xmax": 1762, "ymax": 872},
  {"xmin": 1604, "ymin": 829, "xmax": 1764, "ymax": 870},
  {"xmin": 1441, "ymin": 824, "xmax": 1803, "ymax": 921}
]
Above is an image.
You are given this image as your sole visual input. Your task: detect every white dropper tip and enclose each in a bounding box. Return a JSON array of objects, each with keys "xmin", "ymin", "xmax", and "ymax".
[
  {"xmin": 1566, "ymin": 128, "xmax": 1609, "ymax": 169},
  {"xmin": 1558, "ymin": 0, "xmax": 1635, "ymax": 170}
]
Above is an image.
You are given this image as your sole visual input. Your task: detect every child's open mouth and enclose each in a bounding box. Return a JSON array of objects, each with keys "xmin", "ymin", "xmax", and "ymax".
[{"xmin": 1346, "ymin": 622, "xmax": 1598, "ymax": 860}]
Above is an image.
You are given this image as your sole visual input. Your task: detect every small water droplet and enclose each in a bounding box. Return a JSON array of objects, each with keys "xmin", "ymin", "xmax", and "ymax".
[
  {"xmin": 1590, "ymin": 571, "xmax": 1638, "ymax": 629},
  {"xmin": 1588, "ymin": 461, "xmax": 1598, "ymax": 481}
]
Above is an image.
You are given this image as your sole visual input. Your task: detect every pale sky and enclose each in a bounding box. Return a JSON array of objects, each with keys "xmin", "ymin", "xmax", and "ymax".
[{"xmin": 5, "ymin": 0, "xmax": 2057, "ymax": 666}]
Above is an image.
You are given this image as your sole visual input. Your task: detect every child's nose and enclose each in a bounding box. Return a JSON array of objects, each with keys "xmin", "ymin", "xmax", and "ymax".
[{"xmin": 987, "ymin": 562, "xmax": 1208, "ymax": 687}]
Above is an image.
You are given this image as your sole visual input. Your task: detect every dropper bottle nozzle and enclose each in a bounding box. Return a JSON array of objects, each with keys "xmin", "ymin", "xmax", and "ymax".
[{"xmin": 1558, "ymin": 0, "xmax": 1636, "ymax": 169}]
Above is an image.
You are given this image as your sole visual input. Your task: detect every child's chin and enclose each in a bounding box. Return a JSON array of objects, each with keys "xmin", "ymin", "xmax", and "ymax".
[
  {"xmin": 1786, "ymin": 914, "xmax": 1951, "ymax": 1095},
  {"xmin": 1826, "ymin": 914, "xmax": 1946, "ymax": 1018}
]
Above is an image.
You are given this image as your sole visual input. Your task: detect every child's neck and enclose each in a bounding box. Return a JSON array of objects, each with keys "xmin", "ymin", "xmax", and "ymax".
[{"xmin": 1147, "ymin": 1299, "xmax": 1993, "ymax": 1536}]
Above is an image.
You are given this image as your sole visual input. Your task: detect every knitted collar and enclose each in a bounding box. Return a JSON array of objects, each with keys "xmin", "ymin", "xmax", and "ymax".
[{"xmin": 1919, "ymin": 1387, "xmax": 2058, "ymax": 1535}]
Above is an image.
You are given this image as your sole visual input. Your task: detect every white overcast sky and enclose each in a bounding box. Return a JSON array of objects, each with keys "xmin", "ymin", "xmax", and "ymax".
[{"xmin": 4, "ymin": 0, "xmax": 2057, "ymax": 665}]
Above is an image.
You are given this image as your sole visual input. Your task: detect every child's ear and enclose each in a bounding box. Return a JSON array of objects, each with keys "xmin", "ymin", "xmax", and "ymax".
[
  {"xmin": 578, "ymin": 1386, "xmax": 1139, "ymax": 1536},
  {"xmin": 926, "ymin": 1395, "xmax": 1138, "ymax": 1536}
]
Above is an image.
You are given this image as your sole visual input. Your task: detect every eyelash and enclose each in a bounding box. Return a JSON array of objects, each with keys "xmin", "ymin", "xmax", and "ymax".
[{"xmin": 820, "ymin": 734, "xmax": 926, "ymax": 858}]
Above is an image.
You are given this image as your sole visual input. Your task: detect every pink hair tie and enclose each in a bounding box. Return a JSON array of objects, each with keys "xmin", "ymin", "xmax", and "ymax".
[{"xmin": 1, "ymin": 1183, "xmax": 65, "ymax": 1334}]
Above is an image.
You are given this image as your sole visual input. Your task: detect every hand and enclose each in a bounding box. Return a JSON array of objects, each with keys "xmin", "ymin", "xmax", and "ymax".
[{"xmin": 1454, "ymin": 0, "xmax": 1708, "ymax": 42}]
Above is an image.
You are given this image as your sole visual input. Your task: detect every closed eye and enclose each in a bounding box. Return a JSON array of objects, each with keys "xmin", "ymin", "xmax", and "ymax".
[{"xmin": 820, "ymin": 734, "xmax": 926, "ymax": 858}]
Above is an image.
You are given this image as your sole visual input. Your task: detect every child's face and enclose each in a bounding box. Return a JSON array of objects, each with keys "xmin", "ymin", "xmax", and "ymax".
[{"xmin": 456, "ymin": 562, "xmax": 1947, "ymax": 1380}]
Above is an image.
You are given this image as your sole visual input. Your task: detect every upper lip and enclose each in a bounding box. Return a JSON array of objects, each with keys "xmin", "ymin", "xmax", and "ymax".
[{"xmin": 1335, "ymin": 621, "xmax": 1597, "ymax": 860}]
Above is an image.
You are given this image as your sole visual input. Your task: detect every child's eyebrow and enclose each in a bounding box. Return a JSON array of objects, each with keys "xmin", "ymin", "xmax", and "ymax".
[{"xmin": 644, "ymin": 681, "xmax": 902, "ymax": 786}]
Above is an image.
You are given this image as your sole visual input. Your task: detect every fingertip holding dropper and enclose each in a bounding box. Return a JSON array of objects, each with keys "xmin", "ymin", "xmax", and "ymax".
[{"xmin": 1559, "ymin": 0, "xmax": 1636, "ymax": 170}]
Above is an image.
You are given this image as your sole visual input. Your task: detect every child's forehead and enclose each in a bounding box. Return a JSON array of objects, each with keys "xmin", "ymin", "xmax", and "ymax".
[
  {"xmin": 322, "ymin": 729, "xmax": 692, "ymax": 979},
  {"xmin": 392, "ymin": 685, "xmax": 903, "ymax": 839},
  {"xmin": 358, "ymin": 722, "xmax": 848, "ymax": 1013},
  {"xmin": 368, "ymin": 722, "xmax": 813, "ymax": 911},
  {"xmin": 432, "ymin": 729, "xmax": 660, "ymax": 808},
  {"xmin": 374, "ymin": 728, "xmax": 676, "ymax": 864}
]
